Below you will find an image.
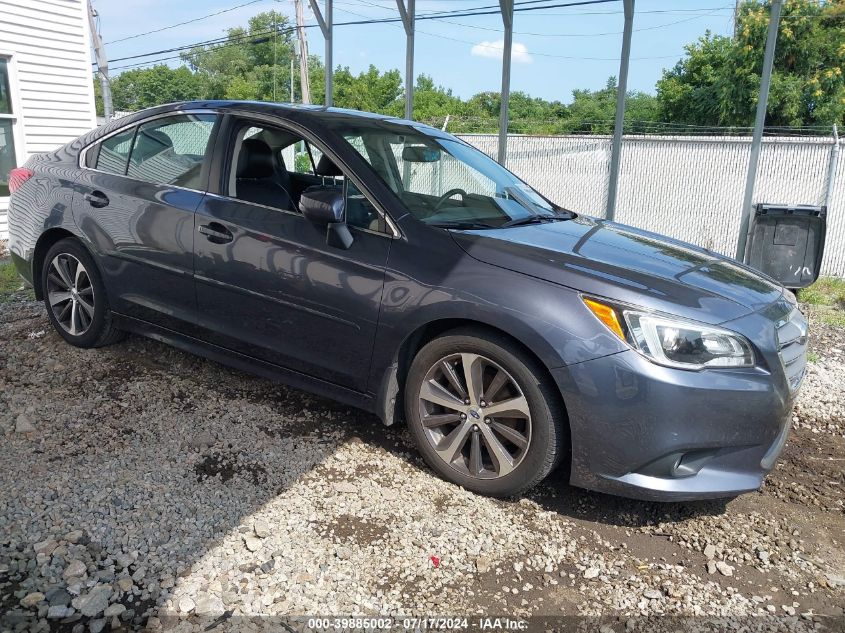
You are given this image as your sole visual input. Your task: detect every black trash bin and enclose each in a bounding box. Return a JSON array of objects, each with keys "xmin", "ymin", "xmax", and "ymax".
[{"xmin": 743, "ymin": 203, "xmax": 827, "ymax": 289}]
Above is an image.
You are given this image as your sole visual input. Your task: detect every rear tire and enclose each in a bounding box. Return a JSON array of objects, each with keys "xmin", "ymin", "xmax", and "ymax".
[
  {"xmin": 405, "ymin": 327, "xmax": 566, "ymax": 497},
  {"xmin": 41, "ymin": 238, "xmax": 125, "ymax": 348}
]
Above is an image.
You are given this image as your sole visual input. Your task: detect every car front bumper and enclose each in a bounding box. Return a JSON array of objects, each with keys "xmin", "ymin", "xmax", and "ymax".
[{"xmin": 552, "ymin": 349, "xmax": 796, "ymax": 502}]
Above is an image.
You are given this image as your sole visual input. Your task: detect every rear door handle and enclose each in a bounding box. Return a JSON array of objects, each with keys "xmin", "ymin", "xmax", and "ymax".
[
  {"xmin": 83, "ymin": 191, "xmax": 109, "ymax": 208},
  {"xmin": 198, "ymin": 222, "xmax": 234, "ymax": 244}
]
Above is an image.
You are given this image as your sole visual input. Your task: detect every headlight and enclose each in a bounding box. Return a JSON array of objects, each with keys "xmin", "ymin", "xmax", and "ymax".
[{"xmin": 583, "ymin": 297, "xmax": 755, "ymax": 370}]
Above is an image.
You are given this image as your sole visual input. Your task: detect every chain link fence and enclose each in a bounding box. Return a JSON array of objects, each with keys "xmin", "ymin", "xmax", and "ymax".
[
  {"xmin": 64, "ymin": 111, "xmax": 845, "ymax": 278},
  {"xmin": 455, "ymin": 132, "xmax": 844, "ymax": 277}
]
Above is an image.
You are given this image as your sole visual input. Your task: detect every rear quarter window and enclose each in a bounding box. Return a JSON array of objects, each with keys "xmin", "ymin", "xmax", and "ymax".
[{"xmin": 95, "ymin": 127, "xmax": 135, "ymax": 175}]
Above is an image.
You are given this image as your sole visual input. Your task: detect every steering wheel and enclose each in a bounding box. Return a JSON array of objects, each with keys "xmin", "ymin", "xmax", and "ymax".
[{"xmin": 434, "ymin": 188, "xmax": 468, "ymax": 211}]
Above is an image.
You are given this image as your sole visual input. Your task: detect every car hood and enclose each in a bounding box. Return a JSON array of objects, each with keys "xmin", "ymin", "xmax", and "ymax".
[{"xmin": 450, "ymin": 215, "xmax": 784, "ymax": 325}]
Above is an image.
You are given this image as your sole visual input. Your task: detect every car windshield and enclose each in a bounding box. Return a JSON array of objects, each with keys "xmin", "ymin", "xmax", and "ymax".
[{"xmin": 338, "ymin": 124, "xmax": 573, "ymax": 228}]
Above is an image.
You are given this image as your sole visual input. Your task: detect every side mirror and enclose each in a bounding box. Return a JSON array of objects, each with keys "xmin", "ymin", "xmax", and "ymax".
[
  {"xmin": 300, "ymin": 187, "xmax": 344, "ymax": 225},
  {"xmin": 299, "ymin": 186, "xmax": 353, "ymax": 250}
]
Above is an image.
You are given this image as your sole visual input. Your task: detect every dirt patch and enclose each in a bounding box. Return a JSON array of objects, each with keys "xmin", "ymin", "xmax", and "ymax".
[
  {"xmin": 314, "ymin": 513, "xmax": 390, "ymax": 547},
  {"xmin": 194, "ymin": 451, "xmax": 269, "ymax": 485},
  {"xmin": 763, "ymin": 430, "xmax": 845, "ymax": 513}
]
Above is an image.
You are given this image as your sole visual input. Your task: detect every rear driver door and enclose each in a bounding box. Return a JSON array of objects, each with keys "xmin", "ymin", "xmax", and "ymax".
[{"xmin": 74, "ymin": 112, "xmax": 218, "ymax": 333}]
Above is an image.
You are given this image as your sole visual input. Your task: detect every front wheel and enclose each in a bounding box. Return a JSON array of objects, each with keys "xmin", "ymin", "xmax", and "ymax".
[{"xmin": 405, "ymin": 328, "xmax": 566, "ymax": 497}]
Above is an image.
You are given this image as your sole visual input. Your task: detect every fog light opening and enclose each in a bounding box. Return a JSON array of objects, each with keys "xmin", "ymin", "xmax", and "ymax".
[{"xmin": 637, "ymin": 449, "xmax": 718, "ymax": 479}]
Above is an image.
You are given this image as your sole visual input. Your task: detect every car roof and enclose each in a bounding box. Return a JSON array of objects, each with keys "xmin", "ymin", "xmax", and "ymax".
[
  {"xmin": 82, "ymin": 100, "xmax": 454, "ymax": 154},
  {"xmin": 159, "ymin": 100, "xmax": 436, "ymax": 130}
]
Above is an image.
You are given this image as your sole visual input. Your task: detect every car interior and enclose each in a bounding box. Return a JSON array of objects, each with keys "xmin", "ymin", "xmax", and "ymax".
[{"xmin": 227, "ymin": 123, "xmax": 383, "ymax": 232}]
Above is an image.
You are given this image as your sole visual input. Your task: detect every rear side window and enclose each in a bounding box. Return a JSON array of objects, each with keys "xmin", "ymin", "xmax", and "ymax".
[
  {"xmin": 127, "ymin": 114, "xmax": 216, "ymax": 189},
  {"xmin": 95, "ymin": 128, "xmax": 135, "ymax": 175}
]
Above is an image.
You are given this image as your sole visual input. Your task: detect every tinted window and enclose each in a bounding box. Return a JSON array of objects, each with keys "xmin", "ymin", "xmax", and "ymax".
[
  {"xmin": 96, "ymin": 128, "xmax": 135, "ymax": 175},
  {"xmin": 346, "ymin": 180, "xmax": 382, "ymax": 232},
  {"xmin": 285, "ymin": 141, "xmax": 325, "ymax": 176},
  {"xmin": 340, "ymin": 125, "xmax": 562, "ymax": 228},
  {"xmin": 127, "ymin": 114, "xmax": 215, "ymax": 188}
]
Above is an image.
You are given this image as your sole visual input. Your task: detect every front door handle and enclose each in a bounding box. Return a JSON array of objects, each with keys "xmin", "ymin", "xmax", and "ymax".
[
  {"xmin": 83, "ymin": 191, "xmax": 109, "ymax": 208},
  {"xmin": 198, "ymin": 222, "xmax": 234, "ymax": 244}
]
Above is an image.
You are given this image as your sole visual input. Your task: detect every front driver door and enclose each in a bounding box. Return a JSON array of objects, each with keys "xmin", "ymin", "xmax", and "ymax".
[{"xmin": 192, "ymin": 118, "xmax": 392, "ymax": 392}]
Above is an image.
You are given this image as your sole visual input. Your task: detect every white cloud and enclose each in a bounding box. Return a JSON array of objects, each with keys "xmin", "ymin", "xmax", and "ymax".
[{"xmin": 470, "ymin": 39, "xmax": 532, "ymax": 64}]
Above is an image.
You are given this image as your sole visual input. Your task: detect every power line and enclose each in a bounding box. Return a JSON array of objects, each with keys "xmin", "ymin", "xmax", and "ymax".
[
  {"xmin": 333, "ymin": 4, "xmax": 683, "ymax": 61},
  {"xmin": 106, "ymin": 0, "xmax": 705, "ymax": 71},
  {"xmin": 105, "ymin": 1, "xmax": 594, "ymax": 66},
  {"xmin": 109, "ymin": 23, "xmax": 297, "ymax": 64},
  {"xmin": 104, "ymin": 0, "xmax": 268, "ymax": 45},
  {"xmin": 376, "ymin": 10, "xmax": 724, "ymax": 38}
]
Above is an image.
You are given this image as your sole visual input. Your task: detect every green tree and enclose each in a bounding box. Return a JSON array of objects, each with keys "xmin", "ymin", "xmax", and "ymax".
[
  {"xmin": 110, "ymin": 65, "xmax": 208, "ymax": 111},
  {"xmin": 182, "ymin": 11, "xmax": 299, "ymax": 102},
  {"xmin": 657, "ymin": 0, "xmax": 845, "ymax": 128},
  {"xmin": 333, "ymin": 65, "xmax": 403, "ymax": 114},
  {"xmin": 411, "ymin": 74, "xmax": 466, "ymax": 123},
  {"xmin": 567, "ymin": 77, "xmax": 659, "ymax": 134}
]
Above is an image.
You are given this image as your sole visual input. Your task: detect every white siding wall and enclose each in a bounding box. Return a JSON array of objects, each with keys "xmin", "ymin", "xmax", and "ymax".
[{"xmin": 0, "ymin": 0, "xmax": 97, "ymax": 239}]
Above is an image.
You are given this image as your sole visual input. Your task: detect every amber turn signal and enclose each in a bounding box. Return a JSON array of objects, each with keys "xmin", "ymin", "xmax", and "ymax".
[{"xmin": 583, "ymin": 298, "xmax": 626, "ymax": 341}]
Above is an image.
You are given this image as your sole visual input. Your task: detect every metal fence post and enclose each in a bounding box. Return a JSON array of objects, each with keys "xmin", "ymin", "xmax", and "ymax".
[
  {"xmin": 735, "ymin": 0, "xmax": 782, "ymax": 260},
  {"xmin": 308, "ymin": 0, "xmax": 333, "ymax": 107},
  {"xmin": 605, "ymin": 0, "xmax": 634, "ymax": 221},
  {"xmin": 497, "ymin": 0, "xmax": 514, "ymax": 166},
  {"xmin": 825, "ymin": 124, "xmax": 840, "ymax": 208}
]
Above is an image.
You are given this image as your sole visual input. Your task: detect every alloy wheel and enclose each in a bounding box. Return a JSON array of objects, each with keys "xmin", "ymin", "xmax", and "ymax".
[
  {"xmin": 46, "ymin": 253, "xmax": 95, "ymax": 336},
  {"xmin": 417, "ymin": 353, "xmax": 532, "ymax": 479}
]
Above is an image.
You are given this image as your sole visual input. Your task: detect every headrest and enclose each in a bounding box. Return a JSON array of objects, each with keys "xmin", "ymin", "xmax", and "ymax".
[
  {"xmin": 132, "ymin": 129, "xmax": 173, "ymax": 162},
  {"xmin": 237, "ymin": 138, "xmax": 275, "ymax": 179},
  {"xmin": 315, "ymin": 153, "xmax": 342, "ymax": 177}
]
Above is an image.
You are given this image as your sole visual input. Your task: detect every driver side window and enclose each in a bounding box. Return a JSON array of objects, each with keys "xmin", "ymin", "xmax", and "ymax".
[
  {"xmin": 228, "ymin": 124, "xmax": 297, "ymax": 212},
  {"xmin": 227, "ymin": 120, "xmax": 389, "ymax": 234}
]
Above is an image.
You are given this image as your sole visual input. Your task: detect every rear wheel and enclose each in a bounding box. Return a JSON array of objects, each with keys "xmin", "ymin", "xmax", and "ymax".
[
  {"xmin": 41, "ymin": 238, "xmax": 124, "ymax": 348},
  {"xmin": 405, "ymin": 328, "xmax": 565, "ymax": 497}
]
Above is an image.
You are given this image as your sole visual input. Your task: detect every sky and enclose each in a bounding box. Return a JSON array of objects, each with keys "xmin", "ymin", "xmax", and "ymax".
[{"xmin": 93, "ymin": 0, "xmax": 739, "ymax": 104}]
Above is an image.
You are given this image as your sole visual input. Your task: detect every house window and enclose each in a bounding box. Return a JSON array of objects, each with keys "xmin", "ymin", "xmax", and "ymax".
[{"xmin": 0, "ymin": 58, "xmax": 17, "ymax": 197}]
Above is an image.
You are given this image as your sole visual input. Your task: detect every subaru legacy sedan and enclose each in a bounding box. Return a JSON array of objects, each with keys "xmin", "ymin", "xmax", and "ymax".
[{"xmin": 7, "ymin": 101, "xmax": 807, "ymax": 499}]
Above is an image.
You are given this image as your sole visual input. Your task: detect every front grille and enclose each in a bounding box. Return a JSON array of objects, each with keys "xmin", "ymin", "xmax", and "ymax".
[{"xmin": 776, "ymin": 307, "xmax": 808, "ymax": 393}]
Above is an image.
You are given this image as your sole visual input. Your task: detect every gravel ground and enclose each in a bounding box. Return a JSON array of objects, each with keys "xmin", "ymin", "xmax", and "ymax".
[{"xmin": 1, "ymin": 289, "xmax": 844, "ymax": 632}]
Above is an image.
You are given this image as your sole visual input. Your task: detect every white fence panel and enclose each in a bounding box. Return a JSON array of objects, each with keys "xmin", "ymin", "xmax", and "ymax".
[{"xmin": 458, "ymin": 133, "xmax": 844, "ymax": 277}]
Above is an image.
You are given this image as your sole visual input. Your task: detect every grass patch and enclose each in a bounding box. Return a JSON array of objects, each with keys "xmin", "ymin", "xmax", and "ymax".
[
  {"xmin": 798, "ymin": 277, "xmax": 845, "ymax": 308},
  {"xmin": 806, "ymin": 351, "xmax": 819, "ymax": 363},
  {"xmin": 0, "ymin": 261, "xmax": 24, "ymax": 303},
  {"xmin": 818, "ymin": 309, "xmax": 845, "ymax": 328}
]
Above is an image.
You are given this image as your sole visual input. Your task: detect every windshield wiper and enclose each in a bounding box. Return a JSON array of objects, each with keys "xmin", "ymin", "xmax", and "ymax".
[
  {"xmin": 428, "ymin": 220, "xmax": 497, "ymax": 230},
  {"xmin": 500, "ymin": 215, "xmax": 570, "ymax": 228}
]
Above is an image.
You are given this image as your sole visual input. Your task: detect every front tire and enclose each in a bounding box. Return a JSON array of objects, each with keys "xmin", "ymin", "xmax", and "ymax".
[
  {"xmin": 41, "ymin": 238, "xmax": 124, "ymax": 348},
  {"xmin": 405, "ymin": 328, "xmax": 566, "ymax": 497}
]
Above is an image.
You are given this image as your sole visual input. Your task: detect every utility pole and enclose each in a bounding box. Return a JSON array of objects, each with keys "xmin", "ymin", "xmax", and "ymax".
[
  {"xmin": 290, "ymin": 59, "xmax": 295, "ymax": 103},
  {"xmin": 294, "ymin": 0, "xmax": 312, "ymax": 104},
  {"xmin": 87, "ymin": 0, "xmax": 113, "ymax": 120},
  {"xmin": 396, "ymin": 0, "xmax": 415, "ymax": 120},
  {"xmin": 733, "ymin": 0, "xmax": 742, "ymax": 38}
]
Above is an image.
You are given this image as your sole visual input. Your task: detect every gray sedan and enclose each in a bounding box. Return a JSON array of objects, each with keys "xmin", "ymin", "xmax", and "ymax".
[{"xmin": 6, "ymin": 101, "xmax": 807, "ymax": 499}]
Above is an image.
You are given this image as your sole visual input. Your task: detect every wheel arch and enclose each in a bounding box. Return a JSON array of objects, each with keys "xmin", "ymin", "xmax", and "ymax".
[
  {"xmin": 31, "ymin": 228, "xmax": 84, "ymax": 300},
  {"xmin": 376, "ymin": 318, "xmax": 570, "ymax": 446}
]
